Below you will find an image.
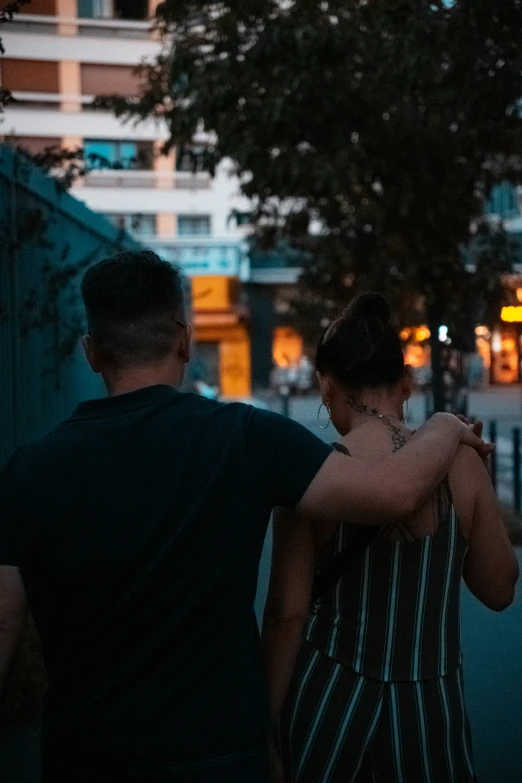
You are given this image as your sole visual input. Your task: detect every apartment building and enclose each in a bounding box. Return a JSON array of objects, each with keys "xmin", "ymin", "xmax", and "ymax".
[{"xmin": 0, "ymin": 0, "xmax": 255, "ymax": 396}]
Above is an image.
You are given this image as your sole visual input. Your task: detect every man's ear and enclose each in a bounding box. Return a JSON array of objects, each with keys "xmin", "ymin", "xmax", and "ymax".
[
  {"xmin": 179, "ymin": 324, "xmax": 192, "ymax": 365},
  {"xmin": 82, "ymin": 334, "xmax": 103, "ymax": 374}
]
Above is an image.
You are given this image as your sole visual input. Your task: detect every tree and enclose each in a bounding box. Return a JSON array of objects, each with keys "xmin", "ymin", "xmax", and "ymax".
[{"xmin": 97, "ymin": 1, "xmax": 522, "ymax": 408}]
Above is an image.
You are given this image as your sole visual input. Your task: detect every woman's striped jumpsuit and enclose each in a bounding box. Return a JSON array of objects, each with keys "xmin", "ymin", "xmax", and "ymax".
[{"xmin": 280, "ymin": 477, "xmax": 475, "ymax": 782}]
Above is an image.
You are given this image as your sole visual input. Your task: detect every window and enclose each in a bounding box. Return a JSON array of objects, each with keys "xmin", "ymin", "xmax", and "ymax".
[
  {"xmin": 81, "ymin": 64, "xmax": 141, "ymax": 97},
  {"xmin": 176, "ymin": 146, "xmax": 210, "ymax": 174},
  {"xmin": 114, "ymin": 0, "xmax": 148, "ymax": 19},
  {"xmin": 229, "ymin": 210, "xmax": 252, "ymax": 228},
  {"xmin": 177, "ymin": 216, "xmax": 211, "ymax": 236},
  {"xmin": 78, "ymin": 0, "xmax": 148, "ymax": 19},
  {"xmin": 486, "ymin": 183, "xmax": 519, "ymax": 219},
  {"xmin": 105, "ymin": 214, "xmax": 156, "ymax": 238},
  {"xmin": 85, "ymin": 140, "xmax": 141, "ymax": 170},
  {"xmin": 78, "ymin": 0, "xmax": 113, "ymax": 17}
]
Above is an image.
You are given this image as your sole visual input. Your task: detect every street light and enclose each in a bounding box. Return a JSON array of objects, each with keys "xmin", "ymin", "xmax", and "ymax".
[{"xmin": 438, "ymin": 325, "xmax": 449, "ymax": 342}]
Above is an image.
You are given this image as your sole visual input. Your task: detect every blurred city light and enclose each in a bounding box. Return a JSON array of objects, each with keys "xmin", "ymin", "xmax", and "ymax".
[{"xmin": 501, "ymin": 306, "xmax": 522, "ymax": 322}]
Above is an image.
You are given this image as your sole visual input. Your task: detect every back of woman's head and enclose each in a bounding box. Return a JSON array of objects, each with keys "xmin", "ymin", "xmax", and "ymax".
[{"xmin": 315, "ymin": 293, "xmax": 404, "ymax": 390}]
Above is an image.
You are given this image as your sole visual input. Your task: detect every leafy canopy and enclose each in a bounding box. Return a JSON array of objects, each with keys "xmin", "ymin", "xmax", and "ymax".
[{"xmin": 106, "ymin": 1, "xmax": 522, "ymax": 357}]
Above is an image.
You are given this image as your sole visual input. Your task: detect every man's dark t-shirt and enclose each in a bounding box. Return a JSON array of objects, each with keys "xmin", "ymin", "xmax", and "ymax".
[{"xmin": 0, "ymin": 386, "xmax": 331, "ymax": 765}]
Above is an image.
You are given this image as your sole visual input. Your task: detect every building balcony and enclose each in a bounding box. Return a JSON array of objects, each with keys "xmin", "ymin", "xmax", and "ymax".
[
  {"xmin": 83, "ymin": 169, "xmax": 211, "ymax": 189},
  {"xmin": 8, "ymin": 91, "xmax": 94, "ymax": 111},
  {"xmin": 7, "ymin": 12, "xmax": 152, "ymax": 39},
  {"xmin": 146, "ymin": 237, "xmax": 250, "ymax": 279},
  {"xmin": 248, "ymin": 267, "xmax": 303, "ymax": 284},
  {"xmin": 3, "ymin": 105, "xmax": 167, "ymax": 142},
  {"xmin": 2, "ymin": 20, "xmax": 160, "ymax": 65}
]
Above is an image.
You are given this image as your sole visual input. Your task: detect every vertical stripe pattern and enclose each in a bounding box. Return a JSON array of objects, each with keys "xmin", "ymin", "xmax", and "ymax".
[
  {"xmin": 382, "ymin": 543, "xmax": 402, "ymax": 681},
  {"xmin": 287, "ymin": 648, "xmax": 321, "ymax": 770},
  {"xmin": 282, "ymin": 646, "xmax": 475, "ymax": 783},
  {"xmin": 438, "ymin": 675, "xmax": 456, "ymax": 782},
  {"xmin": 411, "ymin": 537, "xmax": 433, "ymax": 680},
  {"xmin": 353, "ymin": 545, "xmax": 372, "ymax": 671},
  {"xmin": 414, "ymin": 681, "xmax": 433, "ymax": 782},
  {"xmin": 307, "ymin": 482, "xmax": 467, "ymax": 682},
  {"xmin": 295, "ymin": 662, "xmax": 343, "ymax": 778},
  {"xmin": 438, "ymin": 507, "xmax": 457, "ymax": 674},
  {"xmin": 319, "ymin": 676, "xmax": 366, "ymax": 780},
  {"xmin": 290, "ymin": 481, "xmax": 474, "ymax": 780},
  {"xmin": 349, "ymin": 693, "xmax": 383, "ymax": 780},
  {"xmin": 389, "ymin": 683, "xmax": 405, "ymax": 783},
  {"xmin": 327, "ymin": 524, "xmax": 345, "ymax": 658}
]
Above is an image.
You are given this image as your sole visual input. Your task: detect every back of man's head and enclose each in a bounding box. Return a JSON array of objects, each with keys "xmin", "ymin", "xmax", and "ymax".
[{"xmin": 82, "ymin": 250, "xmax": 185, "ymax": 369}]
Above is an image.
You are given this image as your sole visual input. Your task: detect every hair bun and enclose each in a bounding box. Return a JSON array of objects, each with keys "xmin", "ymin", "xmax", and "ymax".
[{"xmin": 343, "ymin": 292, "xmax": 391, "ymax": 326}]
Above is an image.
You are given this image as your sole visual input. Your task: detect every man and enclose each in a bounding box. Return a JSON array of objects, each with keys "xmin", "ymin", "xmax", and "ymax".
[{"xmin": 0, "ymin": 251, "xmax": 488, "ymax": 782}]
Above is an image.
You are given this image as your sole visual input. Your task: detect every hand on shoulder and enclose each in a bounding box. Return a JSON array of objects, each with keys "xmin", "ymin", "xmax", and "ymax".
[{"xmin": 431, "ymin": 412, "xmax": 494, "ymax": 460}]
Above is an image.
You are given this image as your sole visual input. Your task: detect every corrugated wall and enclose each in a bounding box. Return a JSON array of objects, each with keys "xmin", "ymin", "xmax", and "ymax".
[{"xmin": 0, "ymin": 146, "xmax": 141, "ymax": 465}]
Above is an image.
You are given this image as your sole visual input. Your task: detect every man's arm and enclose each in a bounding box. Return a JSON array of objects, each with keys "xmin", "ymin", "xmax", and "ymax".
[
  {"xmin": 0, "ymin": 566, "xmax": 28, "ymax": 693},
  {"xmin": 297, "ymin": 412, "xmax": 490, "ymax": 524}
]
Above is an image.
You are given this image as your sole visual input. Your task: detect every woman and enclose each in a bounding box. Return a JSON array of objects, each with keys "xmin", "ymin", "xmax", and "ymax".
[{"xmin": 262, "ymin": 293, "xmax": 519, "ymax": 783}]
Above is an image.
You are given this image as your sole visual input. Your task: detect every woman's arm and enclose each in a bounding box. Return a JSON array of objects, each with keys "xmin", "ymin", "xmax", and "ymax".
[
  {"xmin": 451, "ymin": 446, "xmax": 519, "ymax": 611},
  {"xmin": 261, "ymin": 508, "xmax": 316, "ymax": 730}
]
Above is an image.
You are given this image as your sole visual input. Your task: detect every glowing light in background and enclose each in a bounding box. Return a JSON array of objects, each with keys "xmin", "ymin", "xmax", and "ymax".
[
  {"xmin": 501, "ymin": 306, "xmax": 522, "ymax": 323},
  {"xmin": 415, "ymin": 326, "xmax": 431, "ymax": 342},
  {"xmin": 491, "ymin": 331, "xmax": 502, "ymax": 353}
]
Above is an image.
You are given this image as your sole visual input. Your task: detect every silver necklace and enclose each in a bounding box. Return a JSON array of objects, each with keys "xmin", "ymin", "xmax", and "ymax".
[{"xmin": 349, "ymin": 412, "xmax": 403, "ymax": 432}]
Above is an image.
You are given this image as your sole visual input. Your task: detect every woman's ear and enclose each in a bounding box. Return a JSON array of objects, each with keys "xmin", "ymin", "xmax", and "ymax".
[
  {"xmin": 316, "ymin": 371, "xmax": 332, "ymax": 405},
  {"xmin": 403, "ymin": 364, "xmax": 414, "ymax": 401}
]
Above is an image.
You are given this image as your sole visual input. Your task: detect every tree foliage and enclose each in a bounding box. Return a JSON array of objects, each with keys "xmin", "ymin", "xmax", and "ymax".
[{"xmin": 93, "ymin": 1, "xmax": 522, "ymax": 406}]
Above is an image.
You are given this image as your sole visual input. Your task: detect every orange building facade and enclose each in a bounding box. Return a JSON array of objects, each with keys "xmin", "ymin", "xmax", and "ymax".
[{"xmin": 190, "ymin": 276, "xmax": 251, "ymax": 398}]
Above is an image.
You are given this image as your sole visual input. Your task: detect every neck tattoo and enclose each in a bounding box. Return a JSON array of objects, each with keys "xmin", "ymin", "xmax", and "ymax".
[{"xmin": 346, "ymin": 394, "xmax": 407, "ymax": 453}]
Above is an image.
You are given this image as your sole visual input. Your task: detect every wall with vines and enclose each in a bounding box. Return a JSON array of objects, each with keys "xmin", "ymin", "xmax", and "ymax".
[{"xmin": 0, "ymin": 145, "xmax": 141, "ymax": 465}]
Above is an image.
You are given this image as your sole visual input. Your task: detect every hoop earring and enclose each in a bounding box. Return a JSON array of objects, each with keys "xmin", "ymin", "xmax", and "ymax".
[{"xmin": 317, "ymin": 403, "xmax": 331, "ymax": 430}]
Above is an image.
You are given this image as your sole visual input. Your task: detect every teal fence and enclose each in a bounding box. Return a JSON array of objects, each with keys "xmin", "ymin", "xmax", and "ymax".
[{"xmin": 0, "ymin": 145, "xmax": 140, "ymax": 465}]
